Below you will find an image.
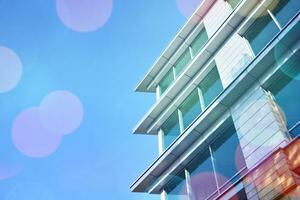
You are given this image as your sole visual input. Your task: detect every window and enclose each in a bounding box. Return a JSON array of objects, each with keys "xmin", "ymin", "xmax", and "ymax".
[
  {"xmin": 179, "ymin": 90, "xmax": 202, "ymax": 130},
  {"xmin": 268, "ymin": 55, "xmax": 300, "ymax": 138},
  {"xmin": 186, "ymin": 119, "xmax": 246, "ymax": 199},
  {"xmin": 188, "ymin": 149, "xmax": 217, "ymax": 200},
  {"xmin": 165, "ymin": 171, "xmax": 188, "ymax": 200},
  {"xmin": 191, "ymin": 28, "xmax": 208, "ymax": 55},
  {"xmin": 161, "ymin": 64, "xmax": 223, "ymax": 150},
  {"xmin": 159, "ymin": 68, "xmax": 174, "ymax": 95},
  {"xmin": 271, "ymin": 0, "xmax": 300, "ymax": 27},
  {"xmin": 174, "ymin": 49, "xmax": 192, "ymax": 76},
  {"xmin": 211, "ymin": 123, "xmax": 246, "ymax": 187},
  {"xmin": 244, "ymin": 11, "xmax": 280, "ymax": 55},
  {"xmin": 162, "ymin": 112, "xmax": 181, "ymax": 148},
  {"xmin": 227, "ymin": 0, "xmax": 240, "ymax": 9},
  {"xmin": 199, "ymin": 66, "xmax": 223, "ymax": 107}
]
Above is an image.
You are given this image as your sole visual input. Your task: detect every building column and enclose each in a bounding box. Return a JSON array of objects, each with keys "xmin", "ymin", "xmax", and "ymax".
[
  {"xmin": 160, "ymin": 190, "xmax": 167, "ymax": 200},
  {"xmin": 158, "ymin": 129, "xmax": 165, "ymax": 155}
]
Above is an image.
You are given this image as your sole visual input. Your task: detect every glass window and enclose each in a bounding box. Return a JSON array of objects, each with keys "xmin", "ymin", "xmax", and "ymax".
[
  {"xmin": 188, "ymin": 149, "xmax": 217, "ymax": 200},
  {"xmin": 229, "ymin": 188, "xmax": 248, "ymax": 200},
  {"xmin": 244, "ymin": 11, "xmax": 280, "ymax": 55},
  {"xmin": 199, "ymin": 66, "xmax": 223, "ymax": 107},
  {"xmin": 211, "ymin": 123, "xmax": 246, "ymax": 187},
  {"xmin": 162, "ymin": 112, "xmax": 181, "ymax": 149},
  {"xmin": 227, "ymin": 0, "xmax": 240, "ymax": 9},
  {"xmin": 159, "ymin": 68, "xmax": 174, "ymax": 95},
  {"xmin": 165, "ymin": 171, "xmax": 188, "ymax": 200},
  {"xmin": 271, "ymin": 0, "xmax": 300, "ymax": 27},
  {"xmin": 268, "ymin": 55, "xmax": 300, "ymax": 138},
  {"xmin": 191, "ymin": 28, "xmax": 208, "ymax": 55},
  {"xmin": 179, "ymin": 90, "xmax": 202, "ymax": 130},
  {"xmin": 174, "ymin": 49, "xmax": 192, "ymax": 76}
]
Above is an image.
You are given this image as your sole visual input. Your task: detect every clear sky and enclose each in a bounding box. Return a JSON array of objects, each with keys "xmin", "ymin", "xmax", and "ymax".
[{"xmin": 0, "ymin": 0, "xmax": 201, "ymax": 199}]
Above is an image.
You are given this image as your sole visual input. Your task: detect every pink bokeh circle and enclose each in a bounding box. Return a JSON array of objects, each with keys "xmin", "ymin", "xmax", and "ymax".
[
  {"xmin": 0, "ymin": 46, "xmax": 22, "ymax": 93},
  {"xmin": 39, "ymin": 90, "xmax": 84, "ymax": 135},
  {"xmin": 56, "ymin": 0, "xmax": 113, "ymax": 32},
  {"xmin": 176, "ymin": 0, "xmax": 203, "ymax": 18},
  {"xmin": 12, "ymin": 108, "xmax": 62, "ymax": 158}
]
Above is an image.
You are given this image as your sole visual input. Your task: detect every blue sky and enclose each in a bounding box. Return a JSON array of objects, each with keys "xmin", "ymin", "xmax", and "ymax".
[{"xmin": 0, "ymin": 0, "xmax": 201, "ymax": 199}]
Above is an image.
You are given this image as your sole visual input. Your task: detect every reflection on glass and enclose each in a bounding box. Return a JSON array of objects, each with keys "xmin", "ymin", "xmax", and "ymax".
[
  {"xmin": 244, "ymin": 11, "xmax": 280, "ymax": 55},
  {"xmin": 174, "ymin": 49, "xmax": 191, "ymax": 76},
  {"xmin": 211, "ymin": 123, "xmax": 246, "ymax": 187},
  {"xmin": 191, "ymin": 28, "xmax": 208, "ymax": 56},
  {"xmin": 271, "ymin": 0, "xmax": 299, "ymax": 27},
  {"xmin": 199, "ymin": 66, "xmax": 223, "ymax": 107},
  {"xmin": 179, "ymin": 90, "xmax": 202, "ymax": 130},
  {"xmin": 162, "ymin": 112, "xmax": 180, "ymax": 149},
  {"xmin": 165, "ymin": 171, "xmax": 188, "ymax": 200},
  {"xmin": 159, "ymin": 68, "xmax": 174, "ymax": 95},
  {"xmin": 269, "ymin": 55, "xmax": 300, "ymax": 138},
  {"xmin": 227, "ymin": 0, "xmax": 240, "ymax": 9},
  {"xmin": 188, "ymin": 149, "xmax": 217, "ymax": 200}
]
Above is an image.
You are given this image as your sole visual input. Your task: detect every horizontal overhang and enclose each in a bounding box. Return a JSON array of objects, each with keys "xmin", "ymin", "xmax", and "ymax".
[
  {"xmin": 131, "ymin": 13, "xmax": 300, "ymax": 193},
  {"xmin": 133, "ymin": 0, "xmax": 260, "ymax": 134},
  {"xmin": 134, "ymin": 0, "xmax": 217, "ymax": 93}
]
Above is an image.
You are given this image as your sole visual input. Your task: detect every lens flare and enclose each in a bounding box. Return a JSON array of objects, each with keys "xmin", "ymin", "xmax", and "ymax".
[
  {"xmin": 39, "ymin": 90, "xmax": 84, "ymax": 135},
  {"xmin": 12, "ymin": 108, "xmax": 62, "ymax": 158},
  {"xmin": 56, "ymin": 0, "xmax": 113, "ymax": 32},
  {"xmin": 176, "ymin": 0, "xmax": 203, "ymax": 19},
  {"xmin": 0, "ymin": 46, "xmax": 22, "ymax": 93}
]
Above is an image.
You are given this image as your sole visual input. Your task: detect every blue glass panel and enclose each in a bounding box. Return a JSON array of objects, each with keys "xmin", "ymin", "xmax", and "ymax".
[
  {"xmin": 211, "ymin": 123, "xmax": 246, "ymax": 187},
  {"xmin": 165, "ymin": 171, "xmax": 188, "ymax": 200},
  {"xmin": 162, "ymin": 111, "xmax": 181, "ymax": 149},
  {"xmin": 174, "ymin": 49, "xmax": 191, "ymax": 76},
  {"xmin": 269, "ymin": 55, "xmax": 300, "ymax": 138},
  {"xmin": 272, "ymin": 0, "xmax": 300, "ymax": 27},
  {"xmin": 244, "ymin": 12, "xmax": 280, "ymax": 55},
  {"xmin": 191, "ymin": 28, "xmax": 208, "ymax": 55},
  {"xmin": 187, "ymin": 149, "xmax": 217, "ymax": 200},
  {"xmin": 179, "ymin": 90, "xmax": 202, "ymax": 130},
  {"xmin": 199, "ymin": 66, "xmax": 223, "ymax": 107},
  {"xmin": 159, "ymin": 68, "xmax": 174, "ymax": 95}
]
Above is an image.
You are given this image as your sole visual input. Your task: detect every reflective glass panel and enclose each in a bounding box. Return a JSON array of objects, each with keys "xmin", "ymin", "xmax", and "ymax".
[
  {"xmin": 188, "ymin": 149, "xmax": 217, "ymax": 200},
  {"xmin": 271, "ymin": 0, "xmax": 300, "ymax": 27},
  {"xmin": 165, "ymin": 171, "xmax": 188, "ymax": 200},
  {"xmin": 179, "ymin": 90, "xmax": 202, "ymax": 130},
  {"xmin": 174, "ymin": 49, "xmax": 191, "ymax": 76},
  {"xmin": 199, "ymin": 66, "xmax": 223, "ymax": 107},
  {"xmin": 227, "ymin": 0, "xmax": 240, "ymax": 9},
  {"xmin": 191, "ymin": 28, "xmax": 208, "ymax": 55},
  {"xmin": 269, "ymin": 55, "xmax": 300, "ymax": 138},
  {"xmin": 159, "ymin": 68, "xmax": 174, "ymax": 95},
  {"xmin": 244, "ymin": 11, "xmax": 280, "ymax": 55},
  {"xmin": 162, "ymin": 111, "xmax": 181, "ymax": 149},
  {"xmin": 211, "ymin": 123, "xmax": 246, "ymax": 187}
]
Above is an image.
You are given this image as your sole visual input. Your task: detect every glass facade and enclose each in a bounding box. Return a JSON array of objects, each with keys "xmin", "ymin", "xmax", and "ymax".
[
  {"xmin": 199, "ymin": 66, "xmax": 223, "ymax": 107},
  {"xmin": 191, "ymin": 28, "xmax": 208, "ymax": 55},
  {"xmin": 161, "ymin": 65, "xmax": 223, "ymax": 150},
  {"xmin": 244, "ymin": 12, "xmax": 279, "ymax": 55},
  {"xmin": 166, "ymin": 119, "xmax": 246, "ymax": 200},
  {"xmin": 227, "ymin": 0, "xmax": 240, "ymax": 9},
  {"xmin": 179, "ymin": 90, "xmax": 202, "ymax": 130},
  {"xmin": 244, "ymin": 0, "xmax": 299, "ymax": 55},
  {"xmin": 159, "ymin": 68, "xmax": 174, "ymax": 94},
  {"xmin": 162, "ymin": 111, "xmax": 181, "ymax": 148},
  {"xmin": 158, "ymin": 28, "xmax": 208, "ymax": 97},
  {"xmin": 271, "ymin": 0, "xmax": 299, "ymax": 27},
  {"xmin": 165, "ymin": 171, "xmax": 188, "ymax": 200},
  {"xmin": 268, "ymin": 55, "xmax": 300, "ymax": 138}
]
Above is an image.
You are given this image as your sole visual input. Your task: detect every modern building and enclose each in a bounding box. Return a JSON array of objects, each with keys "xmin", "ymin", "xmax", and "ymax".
[{"xmin": 131, "ymin": 0, "xmax": 300, "ymax": 199}]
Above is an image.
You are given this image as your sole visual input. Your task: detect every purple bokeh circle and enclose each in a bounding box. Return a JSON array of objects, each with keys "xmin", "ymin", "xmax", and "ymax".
[
  {"xmin": 56, "ymin": 0, "xmax": 113, "ymax": 32},
  {"xmin": 12, "ymin": 108, "xmax": 62, "ymax": 158},
  {"xmin": 39, "ymin": 90, "xmax": 84, "ymax": 135},
  {"xmin": 0, "ymin": 46, "xmax": 22, "ymax": 93},
  {"xmin": 176, "ymin": 0, "xmax": 203, "ymax": 18}
]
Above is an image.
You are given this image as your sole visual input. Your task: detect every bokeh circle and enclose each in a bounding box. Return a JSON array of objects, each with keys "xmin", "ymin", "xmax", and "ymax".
[
  {"xmin": 176, "ymin": 0, "xmax": 203, "ymax": 19},
  {"xmin": 56, "ymin": 0, "xmax": 113, "ymax": 32},
  {"xmin": 39, "ymin": 90, "xmax": 84, "ymax": 135},
  {"xmin": 12, "ymin": 108, "xmax": 62, "ymax": 158},
  {"xmin": 0, "ymin": 46, "xmax": 22, "ymax": 93}
]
